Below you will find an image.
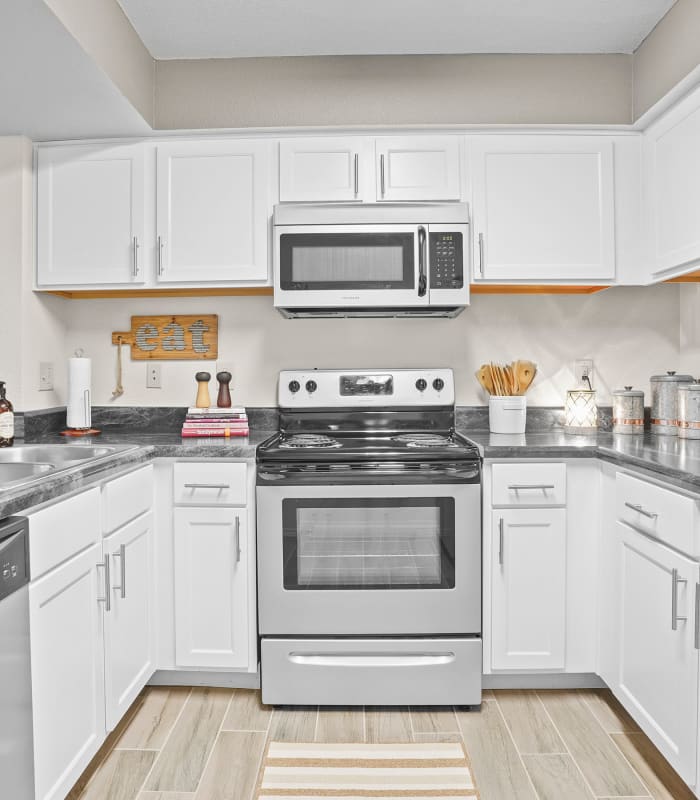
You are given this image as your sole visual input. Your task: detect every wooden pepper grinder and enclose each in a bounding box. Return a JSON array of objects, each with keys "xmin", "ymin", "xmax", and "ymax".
[
  {"xmin": 195, "ymin": 371, "xmax": 211, "ymax": 408},
  {"xmin": 216, "ymin": 371, "xmax": 232, "ymax": 408}
]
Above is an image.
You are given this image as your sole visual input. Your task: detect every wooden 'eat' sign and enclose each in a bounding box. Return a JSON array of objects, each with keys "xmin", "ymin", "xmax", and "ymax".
[{"xmin": 112, "ymin": 315, "xmax": 218, "ymax": 360}]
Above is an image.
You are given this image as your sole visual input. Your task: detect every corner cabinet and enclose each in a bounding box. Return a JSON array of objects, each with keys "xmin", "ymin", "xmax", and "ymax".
[
  {"xmin": 469, "ymin": 135, "xmax": 616, "ymax": 283},
  {"xmin": 156, "ymin": 140, "xmax": 271, "ymax": 284},
  {"xmin": 278, "ymin": 135, "xmax": 462, "ymax": 203},
  {"xmin": 37, "ymin": 144, "xmax": 146, "ymax": 287}
]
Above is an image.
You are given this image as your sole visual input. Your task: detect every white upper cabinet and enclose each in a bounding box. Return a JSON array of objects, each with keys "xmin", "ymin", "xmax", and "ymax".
[
  {"xmin": 278, "ymin": 135, "xmax": 462, "ymax": 203},
  {"xmin": 156, "ymin": 140, "xmax": 271, "ymax": 284},
  {"xmin": 375, "ymin": 136, "xmax": 462, "ymax": 201},
  {"xmin": 37, "ymin": 144, "xmax": 146, "ymax": 287},
  {"xmin": 470, "ymin": 135, "xmax": 616, "ymax": 282},
  {"xmin": 644, "ymin": 89, "xmax": 700, "ymax": 280},
  {"xmin": 279, "ymin": 137, "xmax": 369, "ymax": 202}
]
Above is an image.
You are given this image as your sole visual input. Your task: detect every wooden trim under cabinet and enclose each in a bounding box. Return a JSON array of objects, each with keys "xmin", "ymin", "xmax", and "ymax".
[{"xmin": 39, "ymin": 285, "xmax": 610, "ymax": 299}]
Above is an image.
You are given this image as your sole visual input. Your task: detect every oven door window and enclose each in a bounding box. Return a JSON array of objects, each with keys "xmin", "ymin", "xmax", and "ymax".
[
  {"xmin": 282, "ymin": 498, "xmax": 455, "ymax": 590},
  {"xmin": 279, "ymin": 233, "xmax": 415, "ymax": 291}
]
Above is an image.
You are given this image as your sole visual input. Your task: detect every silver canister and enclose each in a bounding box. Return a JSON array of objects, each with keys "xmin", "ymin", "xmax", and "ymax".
[
  {"xmin": 678, "ymin": 383, "xmax": 700, "ymax": 439},
  {"xmin": 650, "ymin": 371, "xmax": 694, "ymax": 435},
  {"xmin": 612, "ymin": 387, "xmax": 644, "ymax": 434}
]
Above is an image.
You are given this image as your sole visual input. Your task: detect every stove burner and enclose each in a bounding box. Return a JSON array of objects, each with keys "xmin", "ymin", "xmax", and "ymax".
[
  {"xmin": 393, "ymin": 433, "xmax": 458, "ymax": 448},
  {"xmin": 279, "ymin": 434, "xmax": 342, "ymax": 450}
]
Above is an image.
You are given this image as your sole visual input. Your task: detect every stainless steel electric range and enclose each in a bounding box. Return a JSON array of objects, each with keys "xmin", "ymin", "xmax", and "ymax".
[{"xmin": 256, "ymin": 369, "xmax": 482, "ymax": 706}]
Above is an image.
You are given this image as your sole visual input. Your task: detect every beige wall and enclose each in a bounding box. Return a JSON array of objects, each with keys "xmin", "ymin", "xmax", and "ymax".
[
  {"xmin": 680, "ymin": 284, "xmax": 700, "ymax": 376},
  {"xmin": 43, "ymin": 0, "xmax": 155, "ymax": 126},
  {"xmin": 634, "ymin": 0, "xmax": 700, "ymax": 119},
  {"xmin": 0, "ymin": 137, "xmax": 66, "ymax": 410},
  {"xmin": 55, "ymin": 284, "xmax": 680, "ymax": 410},
  {"xmin": 155, "ymin": 54, "xmax": 633, "ymax": 129}
]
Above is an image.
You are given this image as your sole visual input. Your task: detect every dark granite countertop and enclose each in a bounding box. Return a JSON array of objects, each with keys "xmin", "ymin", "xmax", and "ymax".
[
  {"xmin": 465, "ymin": 430, "xmax": 700, "ymax": 494},
  {"xmin": 0, "ymin": 430, "xmax": 275, "ymax": 519}
]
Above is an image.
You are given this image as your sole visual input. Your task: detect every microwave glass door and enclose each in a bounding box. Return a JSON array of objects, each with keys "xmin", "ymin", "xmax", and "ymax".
[
  {"xmin": 279, "ymin": 232, "xmax": 416, "ymax": 290},
  {"xmin": 282, "ymin": 497, "xmax": 455, "ymax": 590}
]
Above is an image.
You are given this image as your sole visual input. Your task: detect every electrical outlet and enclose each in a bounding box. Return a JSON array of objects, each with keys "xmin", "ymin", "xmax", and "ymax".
[
  {"xmin": 574, "ymin": 359, "xmax": 594, "ymax": 387},
  {"xmin": 39, "ymin": 362, "xmax": 54, "ymax": 391},
  {"xmin": 146, "ymin": 363, "xmax": 161, "ymax": 389}
]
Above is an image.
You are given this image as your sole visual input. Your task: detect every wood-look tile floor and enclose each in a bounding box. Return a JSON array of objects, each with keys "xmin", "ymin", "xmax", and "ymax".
[{"xmin": 68, "ymin": 687, "xmax": 695, "ymax": 800}]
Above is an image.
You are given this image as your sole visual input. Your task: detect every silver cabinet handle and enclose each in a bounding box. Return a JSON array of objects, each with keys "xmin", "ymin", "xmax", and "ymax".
[
  {"xmin": 478, "ymin": 232, "xmax": 485, "ymax": 276},
  {"xmin": 498, "ymin": 517, "xmax": 504, "ymax": 566},
  {"xmin": 380, "ymin": 153, "xmax": 386, "ymax": 197},
  {"xmin": 183, "ymin": 483, "xmax": 231, "ymax": 490},
  {"xmin": 417, "ymin": 226, "xmax": 427, "ymax": 298},
  {"xmin": 695, "ymin": 583, "xmax": 700, "ymax": 649},
  {"xmin": 625, "ymin": 502, "xmax": 658, "ymax": 519},
  {"xmin": 96, "ymin": 555, "xmax": 111, "ymax": 612},
  {"xmin": 508, "ymin": 484, "xmax": 555, "ymax": 491},
  {"xmin": 353, "ymin": 153, "xmax": 359, "ymax": 197},
  {"xmin": 157, "ymin": 235, "xmax": 164, "ymax": 276},
  {"xmin": 132, "ymin": 236, "xmax": 140, "ymax": 277},
  {"xmin": 672, "ymin": 568, "xmax": 687, "ymax": 631},
  {"xmin": 289, "ymin": 652, "xmax": 456, "ymax": 667},
  {"xmin": 112, "ymin": 544, "xmax": 126, "ymax": 599},
  {"xmin": 234, "ymin": 515, "xmax": 241, "ymax": 563}
]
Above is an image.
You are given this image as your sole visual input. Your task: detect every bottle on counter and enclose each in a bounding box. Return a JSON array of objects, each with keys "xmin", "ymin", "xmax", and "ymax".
[{"xmin": 0, "ymin": 381, "xmax": 14, "ymax": 447}]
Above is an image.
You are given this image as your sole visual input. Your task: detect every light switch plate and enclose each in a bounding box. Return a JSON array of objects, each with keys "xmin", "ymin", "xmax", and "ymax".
[
  {"xmin": 39, "ymin": 362, "xmax": 54, "ymax": 391},
  {"xmin": 147, "ymin": 364, "xmax": 161, "ymax": 389},
  {"xmin": 574, "ymin": 359, "xmax": 594, "ymax": 387}
]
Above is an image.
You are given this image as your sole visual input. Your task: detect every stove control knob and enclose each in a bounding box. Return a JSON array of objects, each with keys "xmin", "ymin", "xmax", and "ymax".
[
  {"xmin": 415, "ymin": 378, "xmax": 427, "ymax": 392},
  {"xmin": 305, "ymin": 380, "xmax": 318, "ymax": 393},
  {"xmin": 433, "ymin": 378, "xmax": 445, "ymax": 392},
  {"xmin": 288, "ymin": 380, "xmax": 301, "ymax": 393}
]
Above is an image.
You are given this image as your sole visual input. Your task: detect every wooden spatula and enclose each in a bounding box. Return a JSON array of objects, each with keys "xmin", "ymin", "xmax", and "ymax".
[{"xmin": 514, "ymin": 360, "xmax": 537, "ymax": 395}]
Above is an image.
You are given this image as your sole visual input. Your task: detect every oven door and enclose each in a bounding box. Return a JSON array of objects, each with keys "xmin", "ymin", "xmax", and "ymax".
[
  {"xmin": 257, "ymin": 481, "xmax": 481, "ymax": 636},
  {"xmin": 274, "ymin": 224, "xmax": 428, "ymax": 309}
]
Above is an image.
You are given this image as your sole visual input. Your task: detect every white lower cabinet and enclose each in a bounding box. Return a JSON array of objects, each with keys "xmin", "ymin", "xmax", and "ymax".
[
  {"xmin": 103, "ymin": 513, "xmax": 154, "ymax": 730},
  {"xmin": 173, "ymin": 506, "xmax": 250, "ymax": 669},
  {"xmin": 491, "ymin": 508, "xmax": 567, "ymax": 670},
  {"xmin": 29, "ymin": 542, "xmax": 106, "ymax": 800},
  {"xmin": 617, "ymin": 521, "xmax": 699, "ymax": 786}
]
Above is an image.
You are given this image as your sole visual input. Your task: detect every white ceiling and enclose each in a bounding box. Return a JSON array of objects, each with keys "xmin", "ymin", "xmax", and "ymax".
[
  {"xmin": 117, "ymin": 0, "xmax": 676, "ymax": 60},
  {"xmin": 0, "ymin": 0, "xmax": 150, "ymax": 141}
]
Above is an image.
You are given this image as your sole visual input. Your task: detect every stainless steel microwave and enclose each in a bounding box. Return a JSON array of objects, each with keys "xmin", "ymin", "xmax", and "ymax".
[{"xmin": 273, "ymin": 203, "xmax": 470, "ymax": 317}]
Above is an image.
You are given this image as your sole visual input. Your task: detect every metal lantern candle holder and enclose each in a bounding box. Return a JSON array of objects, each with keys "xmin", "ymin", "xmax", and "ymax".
[{"xmin": 565, "ymin": 382, "xmax": 598, "ymax": 434}]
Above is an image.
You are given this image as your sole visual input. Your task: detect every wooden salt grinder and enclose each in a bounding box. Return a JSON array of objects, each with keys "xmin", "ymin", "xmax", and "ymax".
[
  {"xmin": 216, "ymin": 371, "xmax": 232, "ymax": 408},
  {"xmin": 195, "ymin": 371, "xmax": 211, "ymax": 408}
]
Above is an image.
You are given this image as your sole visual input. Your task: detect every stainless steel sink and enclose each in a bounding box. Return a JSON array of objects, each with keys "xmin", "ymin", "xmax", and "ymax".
[
  {"xmin": 0, "ymin": 463, "xmax": 54, "ymax": 486},
  {"xmin": 0, "ymin": 445, "xmax": 115, "ymax": 464},
  {"xmin": 0, "ymin": 443, "xmax": 139, "ymax": 491}
]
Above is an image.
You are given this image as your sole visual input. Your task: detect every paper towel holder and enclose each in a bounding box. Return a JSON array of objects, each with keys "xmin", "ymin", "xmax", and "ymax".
[{"xmin": 61, "ymin": 349, "xmax": 102, "ymax": 437}]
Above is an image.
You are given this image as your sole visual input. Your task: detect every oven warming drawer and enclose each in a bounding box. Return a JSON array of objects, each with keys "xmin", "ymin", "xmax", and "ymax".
[{"xmin": 261, "ymin": 637, "xmax": 482, "ymax": 706}]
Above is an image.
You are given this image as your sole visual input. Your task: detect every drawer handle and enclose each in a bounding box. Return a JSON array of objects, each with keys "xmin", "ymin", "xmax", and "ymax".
[
  {"xmin": 672, "ymin": 568, "xmax": 687, "ymax": 631},
  {"xmin": 288, "ymin": 652, "xmax": 456, "ymax": 668},
  {"xmin": 507, "ymin": 484, "xmax": 555, "ymax": 491},
  {"xmin": 183, "ymin": 483, "xmax": 231, "ymax": 490},
  {"xmin": 624, "ymin": 502, "xmax": 658, "ymax": 520},
  {"xmin": 695, "ymin": 584, "xmax": 700, "ymax": 650}
]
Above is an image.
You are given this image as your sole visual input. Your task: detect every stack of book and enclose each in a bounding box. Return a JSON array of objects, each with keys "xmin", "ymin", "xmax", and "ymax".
[{"xmin": 181, "ymin": 407, "xmax": 249, "ymax": 438}]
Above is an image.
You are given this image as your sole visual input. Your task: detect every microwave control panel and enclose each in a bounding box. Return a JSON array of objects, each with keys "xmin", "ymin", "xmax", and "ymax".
[{"xmin": 429, "ymin": 232, "xmax": 463, "ymax": 290}]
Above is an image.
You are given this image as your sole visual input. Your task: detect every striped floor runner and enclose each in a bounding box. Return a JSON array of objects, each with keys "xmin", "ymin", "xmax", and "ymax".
[{"xmin": 256, "ymin": 742, "xmax": 480, "ymax": 798}]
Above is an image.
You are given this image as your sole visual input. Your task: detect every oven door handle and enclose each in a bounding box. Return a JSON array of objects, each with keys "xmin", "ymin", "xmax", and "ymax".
[
  {"xmin": 288, "ymin": 651, "xmax": 456, "ymax": 667},
  {"xmin": 417, "ymin": 226, "xmax": 427, "ymax": 297}
]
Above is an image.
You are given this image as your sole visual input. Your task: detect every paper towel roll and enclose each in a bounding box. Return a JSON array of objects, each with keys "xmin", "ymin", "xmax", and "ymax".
[{"xmin": 67, "ymin": 356, "xmax": 92, "ymax": 429}]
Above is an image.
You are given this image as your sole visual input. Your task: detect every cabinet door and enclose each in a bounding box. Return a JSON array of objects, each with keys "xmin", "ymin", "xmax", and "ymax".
[
  {"xmin": 103, "ymin": 513, "xmax": 154, "ymax": 731},
  {"xmin": 29, "ymin": 543, "xmax": 106, "ymax": 800},
  {"xmin": 470, "ymin": 135, "xmax": 615, "ymax": 282},
  {"xmin": 644, "ymin": 98, "xmax": 700, "ymax": 278},
  {"xmin": 156, "ymin": 140, "xmax": 270, "ymax": 284},
  {"xmin": 491, "ymin": 508, "xmax": 567, "ymax": 670},
  {"xmin": 37, "ymin": 144, "xmax": 145, "ymax": 287},
  {"xmin": 376, "ymin": 136, "xmax": 462, "ymax": 201},
  {"xmin": 617, "ymin": 523, "xmax": 699, "ymax": 785},
  {"xmin": 173, "ymin": 507, "xmax": 249, "ymax": 668},
  {"xmin": 279, "ymin": 137, "xmax": 368, "ymax": 202}
]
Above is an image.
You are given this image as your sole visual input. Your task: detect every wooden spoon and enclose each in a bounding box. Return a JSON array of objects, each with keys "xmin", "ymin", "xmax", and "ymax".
[
  {"xmin": 476, "ymin": 365, "xmax": 494, "ymax": 395},
  {"xmin": 514, "ymin": 360, "xmax": 537, "ymax": 395}
]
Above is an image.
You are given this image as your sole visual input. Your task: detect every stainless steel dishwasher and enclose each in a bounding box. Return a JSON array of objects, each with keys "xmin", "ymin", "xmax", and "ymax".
[{"xmin": 0, "ymin": 516, "xmax": 34, "ymax": 799}]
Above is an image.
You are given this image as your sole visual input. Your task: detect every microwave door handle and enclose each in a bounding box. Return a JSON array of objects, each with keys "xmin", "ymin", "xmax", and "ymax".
[{"xmin": 417, "ymin": 226, "xmax": 427, "ymax": 298}]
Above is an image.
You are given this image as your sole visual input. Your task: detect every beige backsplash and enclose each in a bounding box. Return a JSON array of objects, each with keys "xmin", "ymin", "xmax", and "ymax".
[{"xmin": 52, "ymin": 283, "xmax": 684, "ymax": 409}]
